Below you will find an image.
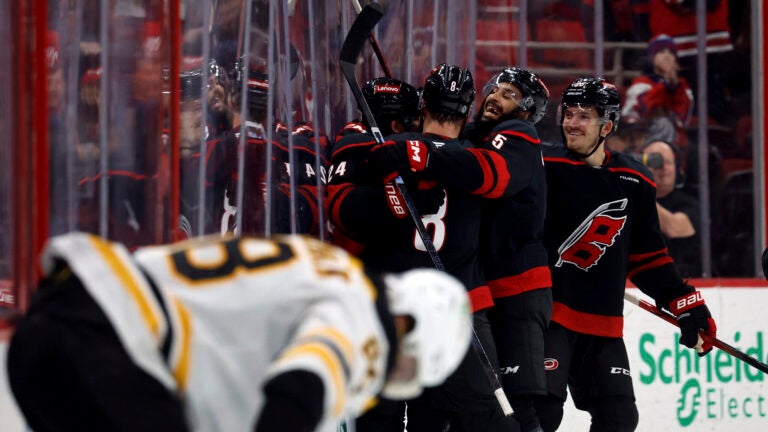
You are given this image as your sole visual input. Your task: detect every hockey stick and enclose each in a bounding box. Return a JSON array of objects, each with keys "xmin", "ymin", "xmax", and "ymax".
[
  {"xmin": 350, "ymin": 0, "xmax": 392, "ymax": 78},
  {"xmin": 624, "ymin": 291, "xmax": 768, "ymax": 374},
  {"xmin": 340, "ymin": 3, "xmax": 513, "ymax": 416}
]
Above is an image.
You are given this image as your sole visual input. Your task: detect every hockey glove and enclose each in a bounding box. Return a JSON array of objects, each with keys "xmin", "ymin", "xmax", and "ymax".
[
  {"xmin": 367, "ymin": 140, "xmax": 431, "ymax": 183},
  {"xmin": 383, "ymin": 183, "xmax": 444, "ymax": 219},
  {"xmin": 669, "ymin": 291, "xmax": 717, "ymax": 356}
]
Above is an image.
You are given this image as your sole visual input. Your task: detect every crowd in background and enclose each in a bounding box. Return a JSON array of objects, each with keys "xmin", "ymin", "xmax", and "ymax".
[{"xmin": 28, "ymin": 0, "xmax": 757, "ymax": 281}]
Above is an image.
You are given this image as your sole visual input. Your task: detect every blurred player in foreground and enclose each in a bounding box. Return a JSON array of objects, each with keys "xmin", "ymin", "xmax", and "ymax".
[{"xmin": 7, "ymin": 233, "xmax": 472, "ymax": 432}]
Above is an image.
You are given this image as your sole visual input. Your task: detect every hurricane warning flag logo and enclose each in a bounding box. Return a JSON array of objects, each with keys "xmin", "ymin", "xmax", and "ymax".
[{"xmin": 556, "ymin": 199, "xmax": 627, "ymax": 271}]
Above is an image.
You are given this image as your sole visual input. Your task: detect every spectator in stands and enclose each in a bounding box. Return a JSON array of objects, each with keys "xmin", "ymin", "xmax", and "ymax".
[
  {"xmin": 632, "ymin": 0, "xmax": 737, "ymax": 124},
  {"xmin": 643, "ymin": 139, "xmax": 701, "ymax": 277},
  {"xmin": 622, "ymin": 34, "xmax": 693, "ymax": 151}
]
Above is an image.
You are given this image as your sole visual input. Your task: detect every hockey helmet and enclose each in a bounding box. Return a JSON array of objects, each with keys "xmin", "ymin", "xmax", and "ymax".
[
  {"xmin": 208, "ymin": 59, "xmax": 230, "ymax": 95},
  {"xmin": 180, "ymin": 67, "xmax": 203, "ymax": 101},
  {"xmin": 559, "ymin": 77, "xmax": 621, "ymax": 133},
  {"xmin": 482, "ymin": 67, "xmax": 550, "ymax": 124},
  {"xmin": 381, "ymin": 268, "xmax": 472, "ymax": 399},
  {"xmin": 421, "ymin": 63, "xmax": 475, "ymax": 117},
  {"xmin": 362, "ymin": 77, "xmax": 420, "ymax": 123}
]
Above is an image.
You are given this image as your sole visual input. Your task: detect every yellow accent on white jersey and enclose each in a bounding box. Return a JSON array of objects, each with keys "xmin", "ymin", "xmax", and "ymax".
[{"xmin": 41, "ymin": 233, "xmax": 391, "ymax": 432}]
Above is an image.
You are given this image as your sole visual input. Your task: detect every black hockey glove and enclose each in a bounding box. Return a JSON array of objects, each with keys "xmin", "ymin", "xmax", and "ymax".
[
  {"xmin": 367, "ymin": 140, "xmax": 431, "ymax": 183},
  {"xmin": 669, "ymin": 291, "xmax": 717, "ymax": 356}
]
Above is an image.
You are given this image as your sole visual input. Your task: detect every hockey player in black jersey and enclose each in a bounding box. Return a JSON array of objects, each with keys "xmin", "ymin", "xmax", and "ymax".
[
  {"xmin": 369, "ymin": 66, "xmax": 554, "ymax": 432},
  {"xmin": 535, "ymin": 78, "xmax": 718, "ymax": 431},
  {"xmin": 365, "ymin": 64, "xmax": 522, "ymax": 431},
  {"xmin": 7, "ymin": 233, "xmax": 473, "ymax": 432},
  {"xmin": 326, "ymin": 76, "xmax": 433, "ymax": 255}
]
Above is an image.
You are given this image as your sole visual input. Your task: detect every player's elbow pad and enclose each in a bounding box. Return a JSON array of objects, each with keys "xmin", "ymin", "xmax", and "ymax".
[{"xmin": 253, "ymin": 370, "xmax": 325, "ymax": 432}]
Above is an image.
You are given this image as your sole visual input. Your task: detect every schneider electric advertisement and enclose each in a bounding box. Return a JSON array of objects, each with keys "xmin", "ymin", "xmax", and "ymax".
[{"xmin": 563, "ymin": 287, "xmax": 768, "ymax": 431}]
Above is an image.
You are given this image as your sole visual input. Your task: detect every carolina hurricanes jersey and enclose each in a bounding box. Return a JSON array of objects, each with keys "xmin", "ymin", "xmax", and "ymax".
[
  {"xmin": 542, "ymin": 145, "xmax": 689, "ymax": 337},
  {"xmin": 326, "ymin": 122, "xmax": 395, "ymax": 254},
  {"xmin": 76, "ymin": 169, "xmax": 153, "ymax": 249},
  {"xmin": 425, "ymin": 119, "xmax": 551, "ymax": 299},
  {"xmin": 179, "ymin": 136, "xmax": 237, "ymax": 237},
  {"xmin": 41, "ymin": 233, "xmax": 393, "ymax": 432},
  {"xmin": 326, "ymin": 124, "xmax": 492, "ymax": 312}
]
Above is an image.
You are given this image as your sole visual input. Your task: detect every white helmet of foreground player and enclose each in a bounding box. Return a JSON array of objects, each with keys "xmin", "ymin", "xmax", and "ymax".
[{"xmin": 381, "ymin": 268, "xmax": 472, "ymax": 399}]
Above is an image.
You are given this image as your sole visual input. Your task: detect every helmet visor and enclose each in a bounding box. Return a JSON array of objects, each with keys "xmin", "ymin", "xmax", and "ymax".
[{"xmin": 557, "ymin": 104, "xmax": 606, "ymax": 128}]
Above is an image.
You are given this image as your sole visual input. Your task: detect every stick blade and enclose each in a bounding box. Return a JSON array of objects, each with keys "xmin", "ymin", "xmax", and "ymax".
[{"xmin": 339, "ymin": 3, "xmax": 384, "ymax": 64}]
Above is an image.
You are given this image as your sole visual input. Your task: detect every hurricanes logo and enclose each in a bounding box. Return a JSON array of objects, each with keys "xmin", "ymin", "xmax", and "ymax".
[{"xmin": 556, "ymin": 199, "xmax": 627, "ymax": 271}]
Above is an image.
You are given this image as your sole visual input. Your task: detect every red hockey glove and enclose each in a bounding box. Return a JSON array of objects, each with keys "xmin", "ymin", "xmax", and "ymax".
[
  {"xmin": 669, "ymin": 291, "xmax": 717, "ymax": 356},
  {"xmin": 367, "ymin": 140, "xmax": 431, "ymax": 183}
]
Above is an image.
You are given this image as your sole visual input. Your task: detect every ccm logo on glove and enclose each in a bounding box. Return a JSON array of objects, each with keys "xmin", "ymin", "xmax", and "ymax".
[{"xmin": 406, "ymin": 140, "xmax": 429, "ymax": 172}]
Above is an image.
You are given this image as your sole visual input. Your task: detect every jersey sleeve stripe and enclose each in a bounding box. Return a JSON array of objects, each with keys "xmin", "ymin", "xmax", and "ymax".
[
  {"xmin": 169, "ymin": 297, "xmax": 193, "ymax": 392},
  {"xmin": 298, "ymin": 327, "xmax": 356, "ymax": 378},
  {"xmin": 277, "ymin": 342, "xmax": 348, "ymax": 417},
  {"xmin": 627, "ymin": 256, "xmax": 675, "ymax": 279},
  {"xmin": 89, "ymin": 236, "xmax": 162, "ymax": 339},
  {"xmin": 628, "ymin": 247, "xmax": 669, "ymax": 263},
  {"xmin": 467, "ymin": 149, "xmax": 510, "ymax": 198}
]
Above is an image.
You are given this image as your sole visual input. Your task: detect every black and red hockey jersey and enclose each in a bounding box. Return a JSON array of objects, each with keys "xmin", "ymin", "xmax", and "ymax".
[
  {"xmin": 327, "ymin": 123, "xmax": 492, "ymax": 312},
  {"xmin": 326, "ymin": 122, "xmax": 392, "ymax": 253},
  {"xmin": 425, "ymin": 119, "xmax": 552, "ymax": 299},
  {"xmin": 542, "ymin": 144, "xmax": 690, "ymax": 337}
]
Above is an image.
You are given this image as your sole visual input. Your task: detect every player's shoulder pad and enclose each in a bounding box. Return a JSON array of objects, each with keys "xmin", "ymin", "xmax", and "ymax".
[
  {"xmin": 488, "ymin": 119, "xmax": 540, "ymax": 145},
  {"xmin": 335, "ymin": 121, "xmax": 369, "ymax": 140},
  {"xmin": 607, "ymin": 151, "xmax": 656, "ymax": 187},
  {"xmin": 541, "ymin": 141, "xmax": 570, "ymax": 159},
  {"xmin": 388, "ymin": 131, "xmax": 446, "ymax": 151},
  {"xmin": 330, "ymin": 126, "xmax": 377, "ymax": 160}
]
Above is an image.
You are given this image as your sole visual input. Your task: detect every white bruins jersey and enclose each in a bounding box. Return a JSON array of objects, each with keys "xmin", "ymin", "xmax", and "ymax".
[{"xmin": 42, "ymin": 232, "xmax": 391, "ymax": 432}]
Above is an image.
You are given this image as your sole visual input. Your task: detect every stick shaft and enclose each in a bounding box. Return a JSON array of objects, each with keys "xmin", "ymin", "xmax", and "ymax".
[
  {"xmin": 624, "ymin": 291, "xmax": 768, "ymax": 374},
  {"xmin": 340, "ymin": 3, "xmax": 513, "ymax": 416}
]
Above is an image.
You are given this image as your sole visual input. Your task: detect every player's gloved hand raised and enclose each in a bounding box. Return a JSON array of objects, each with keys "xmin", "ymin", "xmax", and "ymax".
[
  {"xmin": 669, "ymin": 290, "xmax": 717, "ymax": 356},
  {"xmin": 367, "ymin": 140, "xmax": 431, "ymax": 183}
]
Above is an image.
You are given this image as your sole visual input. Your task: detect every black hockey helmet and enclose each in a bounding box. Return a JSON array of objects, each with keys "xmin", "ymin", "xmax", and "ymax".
[
  {"xmin": 482, "ymin": 67, "xmax": 550, "ymax": 124},
  {"xmin": 180, "ymin": 61, "xmax": 203, "ymax": 100},
  {"xmin": 245, "ymin": 69, "xmax": 270, "ymax": 115},
  {"xmin": 560, "ymin": 77, "xmax": 621, "ymax": 133},
  {"xmin": 422, "ymin": 63, "xmax": 475, "ymax": 117},
  {"xmin": 362, "ymin": 77, "xmax": 420, "ymax": 122},
  {"xmin": 207, "ymin": 58, "xmax": 230, "ymax": 96}
]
